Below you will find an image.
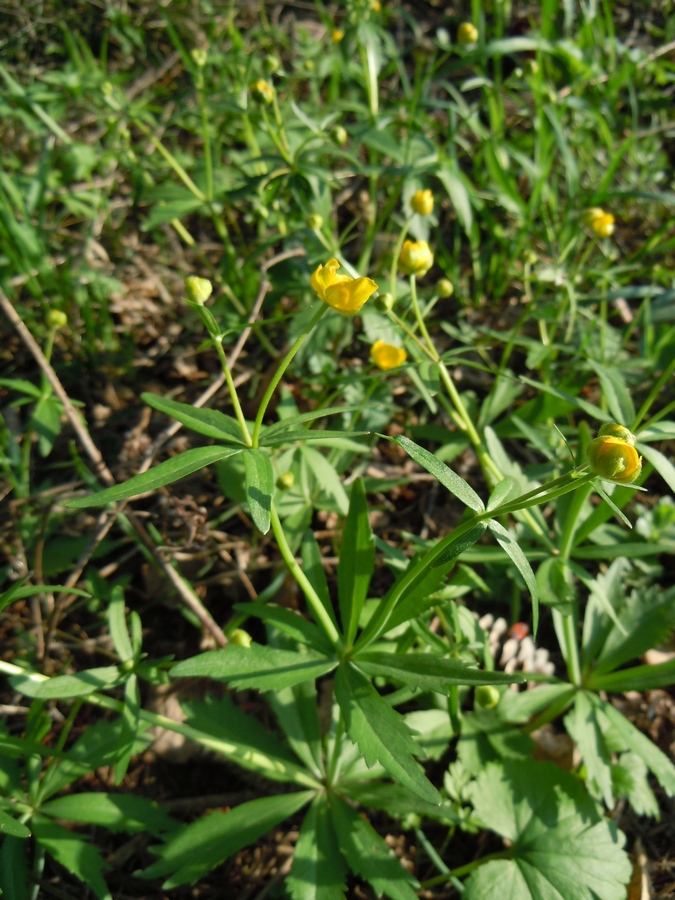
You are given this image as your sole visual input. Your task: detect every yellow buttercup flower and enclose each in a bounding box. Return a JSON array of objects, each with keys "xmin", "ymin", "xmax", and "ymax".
[
  {"xmin": 584, "ymin": 207, "xmax": 615, "ymax": 238},
  {"xmin": 399, "ymin": 240, "xmax": 434, "ymax": 277},
  {"xmin": 332, "ymin": 28, "xmax": 345, "ymax": 43},
  {"xmin": 411, "ymin": 189, "xmax": 434, "ymax": 216},
  {"xmin": 370, "ymin": 340, "xmax": 407, "ymax": 370},
  {"xmin": 587, "ymin": 424, "xmax": 642, "ymax": 484},
  {"xmin": 310, "ymin": 258, "xmax": 378, "ymax": 316},
  {"xmin": 457, "ymin": 22, "xmax": 479, "ymax": 45}
]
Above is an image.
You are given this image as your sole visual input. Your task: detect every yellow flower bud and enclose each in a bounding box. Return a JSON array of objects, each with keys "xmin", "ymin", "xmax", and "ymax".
[
  {"xmin": 371, "ymin": 0, "xmax": 381, "ymax": 10},
  {"xmin": 230, "ymin": 629, "xmax": 252, "ymax": 648},
  {"xmin": 307, "ymin": 213, "xmax": 324, "ymax": 231},
  {"xmin": 399, "ymin": 240, "xmax": 434, "ymax": 278},
  {"xmin": 250, "ymin": 79, "xmax": 274, "ymax": 104},
  {"xmin": 436, "ymin": 278, "xmax": 454, "ymax": 298},
  {"xmin": 310, "ymin": 258, "xmax": 378, "ymax": 316},
  {"xmin": 46, "ymin": 309, "xmax": 68, "ymax": 330},
  {"xmin": 457, "ymin": 22, "xmax": 479, "ymax": 45},
  {"xmin": 584, "ymin": 207, "xmax": 615, "ymax": 238},
  {"xmin": 411, "ymin": 189, "xmax": 434, "ymax": 216},
  {"xmin": 587, "ymin": 425, "xmax": 642, "ymax": 484},
  {"xmin": 184, "ymin": 276, "xmax": 213, "ymax": 305},
  {"xmin": 332, "ymin": 28, "xmax": 345, "ymax": 43},
  {"xmin": 370, "ymin": 340, "xmax": 407, "ymax": 370}
]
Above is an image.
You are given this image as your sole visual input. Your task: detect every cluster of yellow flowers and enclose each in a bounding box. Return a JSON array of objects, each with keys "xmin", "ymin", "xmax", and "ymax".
[{"xmin": 584, "ymin": 207, "xmax": 615, "ymax": 238}]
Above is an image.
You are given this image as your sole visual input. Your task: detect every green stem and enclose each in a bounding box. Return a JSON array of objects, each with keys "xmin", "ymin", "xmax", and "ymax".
[
  {"xmin": 251, "ymin": 304, "xmax": 328, "ymax": 447},
  {"xmin": 557, "ymin": 607, "xmax": 582, "ymax": 685},
  {"xmin": 270, "ymin": 503, "xmax": 342, "ymax": 649},
  {"xmin": 213, "ymin": 337, "xmax": 252, "ymax": 447}
]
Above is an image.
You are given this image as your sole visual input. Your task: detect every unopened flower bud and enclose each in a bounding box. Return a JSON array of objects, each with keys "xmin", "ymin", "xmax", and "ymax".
[
  {"xmin": 264, "ymin": 54, "xmax": 281, "ymax": 74},
  {"xmin": 250, "ymin": 79, "xmax": 274, "ymax": 104},
  {"xmin": 184, "ymin": 276, "xmax": 213, "ymax": 305},
  {"xmin": 276, "ymin": 471, "xmax": 295, "ymax": 490},
  {"xmin": 457, "ymin": 22, "xmax": 479, "ymax": 45},
  {"xmin": 436, "ymin": 278, "xmax": 454, "ymax": 298},
  {"xmin": 374, "ymin": 292, "xmax": 395, "ymax": 312},
  {"xmin": 191, "ymin": 48, "xmax": 208, "ymax": 68},
  {"xmin": 474, "ymin": 685, "xmax": 501, "ymax": 709},
  {"xmin": 307, "ymin": 213, "xmax": 324, "ymax": 231},
  {"xmin": 230, "ymin": 629, "xmax": 252, "ymax": 648},
  {"xmin": 411, "ymin": 189, "xmax": 434, "ymax": 216},
  {"xmin": 331, "ymin": 125, "xmax": 348, "ymax": 146},
  {"xmin": 584, "ymin": 207, "xmax": 615, "ymax": 238},
  {"xmin": 332, "ymin": 28, "xmax": 345, "ymax": 43},
  {"xmin": 399, "ymin": 240, "xmax": 434, "ymax": 278},
  {"xmin": 587, "ymin": 424, "xmax": 642, "ymax": 484},
  {"xmin": 46, "ymin": 309, "xmax": 68, "ymax": 330}
]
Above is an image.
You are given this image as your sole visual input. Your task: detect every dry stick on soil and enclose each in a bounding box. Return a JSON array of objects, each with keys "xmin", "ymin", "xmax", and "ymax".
[{"xmin": 0, "ymin": 286, "xmax": 228, "ymax": 651}]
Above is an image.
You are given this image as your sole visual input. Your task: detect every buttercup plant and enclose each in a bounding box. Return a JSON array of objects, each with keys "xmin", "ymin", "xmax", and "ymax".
[{"xmin": 2, "ymin": 4, "xmax": 675, "ymax": 899}]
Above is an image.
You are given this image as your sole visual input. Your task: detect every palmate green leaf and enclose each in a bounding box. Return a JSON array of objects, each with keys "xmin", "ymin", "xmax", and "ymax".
[
  {"xmin": 334, "ymin": 663, "xmax": 441, "ymax": 805},
  {"xmin": 243, "ymin": 448, "xmax": 274, "ymax": 534},
  {"xmin": 261, "ymin": 405, "xmax": 366, "ymax": 440},
  {"xmin": 465, "ymin": 761, "xmax": 631, "ymax": 900},
  {"xmin": 181, "ymin": 694, "xmax": 317, "ymax": 786},
  {"xmin": 0, "ymin": 834, "xmax": 30, "ymax": 900},
  {"xmin": 0, "ymin": 581, "xmax": 89, "ymax": 615},
  {"xmin": 337, "ymin": 478, "xmax": 374, "ymax": 646},
  {"xmin": 233, "ymin": 602, "xmax": 331, "ymax": 653},
  {"xmin": 11, "ymin": 665, "xmax": 124, "ymax": 699},
  {"xmin": 388, "ymin": 434, "xmax": 484, "ymax": 512},
  {"xmin": 488, "ymin": 520, "xmax": 539, "ymax": 635},
  {"xmin": 32, "ymin": 817, "xmax": 112, "ymax": 900},
  {"xmin": 0, "ymin": 809, "xmax": 30, "ymax": 839},
  {"xmin": 170, "ymin": 643, "xmax": 337, "ymax": 691},
  {"xmin": 590, "ymin": 658, "xmax": 675, "ymax": 693},
  {"xmin": 40, "ymin": 793, "xmax": 179, "ymax": 838},
  {"xmin": 259, "ymin": 429, "xmax": 369, "ymax": 448},
  {"xmin": 598, "ymin": 698, "xmax": 675, "ymax": 797},
  {"xmin": 268, "ymin": 679, "xmax": 323, "ymax": 778},
  {"xmin": 340, "ymin": 781, "xmax": 462, "ymax": 824},
  {"xmin": 66, "ymin": 446, "xmax": 242, "ymax": 508},
  {"xmin": 141, "ymin": 393, "xmax": 247, "ymax": 445},
  {"xmin": 356, "ymin": 651, "xmax": 525, "ymax": 692},
  {"xmin": 329, "ymin": 793, "xmax": 419, "ymax": 900},
  {"xmin": 287, "ymin": 796, "xmax": 347, "ymax": 900},
  {"xmin": 588, "ymin": 584, "xmax": 675, "ymax": 677},
  {"xmin": 301, "ymin": 529, "xmax": 339, "ymax": 631},
  {"xmin": 301, "ymin": 445, "xmax": 349, "ymax": 515},
  {"xmin": 640, "ymin": 442, "xmax": 675, "ymax": 494},
  {"xmin": 564, "ymin": 692, "xmax": 614, "ymax": 808},
  {"xmin": 141, "ymin": 791, "xmax": 315, "ymax": 888}
]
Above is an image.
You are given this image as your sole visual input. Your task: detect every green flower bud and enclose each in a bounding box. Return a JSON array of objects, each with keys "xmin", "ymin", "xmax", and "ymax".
[
  {"xmin": 276, "ymin": 471, "xmax": 295, "ymax": 490},
  {"xmin": 230, "ymin": 628, "xmax": 252, "ymax": 648},
  {"xmin": 307, "ymin": 213, "xmax": 324, "ymax": 230},
  {"xmin": 264, "ymin": 54, "xmax": 281, "ymax": 74},
  {"xmin": 474, "ymin": 685, "xmax": 501, "ymax": 709},
  {"xmin": 184, "ymin": 276, "xmax": 213, "ymax": 305},
  {"xmin": 373, "ymin": 292, "xmax": 395, "ymax": 312},
  {"xmin": 46, "ymin": 309, "xmax": 68, "ymax": 330},
  {"xmin": 331, "ymin": 125, "xmax": 348, "ymax": 146},
  {"xmin": 191, "ymin": 48, "xmax": 208, "ymax": 68},
  {"xmin": 250, "ymin": 79, "xmax": 274, "ymax": 104},
  {"xmin": 436, "ymin": 278, "xmax": 454, "ymax": 298}
]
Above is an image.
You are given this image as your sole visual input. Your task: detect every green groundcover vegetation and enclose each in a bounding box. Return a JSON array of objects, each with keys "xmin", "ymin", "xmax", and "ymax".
[{"xmin": 1, "ymin": 1, "xmax": 675, "ymax": 897}]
